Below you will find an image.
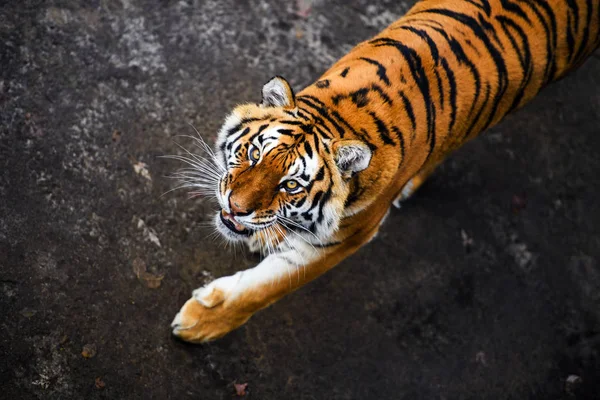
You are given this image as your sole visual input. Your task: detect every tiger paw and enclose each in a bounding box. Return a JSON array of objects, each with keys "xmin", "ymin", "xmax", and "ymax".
[
  {"xmin": 171, "ymin": 276, "xmax": 251, "ymax": 342},
  {"xmin": 171, "ymin": 297, "xmax": 252, "ymax": 343}
]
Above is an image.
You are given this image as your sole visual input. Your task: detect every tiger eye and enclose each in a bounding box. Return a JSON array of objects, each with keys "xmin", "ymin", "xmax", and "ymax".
[
  {"xmin": 250, "ymin": 147, "xmax": 260, "ymax": 162},
  {"xmin": 285, "ymin": 180, "xmax": 298, "ymax": 190}
]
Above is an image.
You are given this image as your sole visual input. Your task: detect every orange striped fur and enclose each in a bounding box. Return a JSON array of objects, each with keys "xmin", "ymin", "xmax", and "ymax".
[{"xmin": 172, "ymin": 0, "xmax": 600, "ymax": 342}]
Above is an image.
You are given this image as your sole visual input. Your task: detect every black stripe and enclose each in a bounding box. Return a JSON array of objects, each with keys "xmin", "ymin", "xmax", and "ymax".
[
  {"xmin": 312, "ymin": 123, "xmax": 332, "ymax": 140},
  {"xmin": 301, "ymin": 124, "xmax": 314, "ymax": 134},
  {"xmin": 277, "ymin": 128, "xmax": 296, "ymax": 136},
  {"xmin": 315, "ymin": 79, "xmax": 330, "ymax": 88},
  {"xmin": 226, "ymin": 123, "xmax": 242, "ymax": 137},
  {"xmin": 439, "ymin": 58, "xmax": 457, "ymax": 132},
  {"xmin": 359, "ymin": 57, "xmax": 391, "ymax": 86},
  {"xmin": 398, "ymin": 90, "xmax": 416, "ymax": 138},
  {"xmin": 566, "ymin": 11, "xmax": 577, "ymax": 62},
  {"xmin": 350, "ymin": 88, "xmax": 370, "ymax": 108},
  {"xmin": 295, "ymin": 197, "xmax": 306, "ymax": 208},
  {"xmin": 247, "ymin": 124, "xmax": 270, "ymax": 143},
  {"xmin": 477, "ymin": 12, "xmax": 506, "ymax": 51},
  {"xmin": 233, "ymin": 143, "xmax": 243, "ymax": 155},
  {"xmin": 420, "ymin": 23, "xmax": 484, "ymax": 137},
  {"xmin": 313, "ymin": 241, "xmax": 341, "ymax": 249},
  {"xmin": 303, "ymin": 141, "xmax": 313, "ymax": 158},
  {"xmin": 297, "ymin": 96, "xmax": 345, "ymax": 137},
  {"xmin": 333, "ymin": 86, "xmax": 392, "ymax": 107},
  {"xmin": 316, "ymin": 188, "xmax": 332, "ymax": 224},
  {"xmin": 532, "ymin": 0, "xmax": 559, "ymax": 80},
  {"xmin": 330, "ymin": 108, "xmax": 361, "ymax": 137},
  {"xmin": 368, "ymin": 111, "xmax": 396, "ymax": 146},
  {"xmin": 522, "ymin": 1, "xmax": 556, "ymax": 84},
  {"xmin": 225, "ymin": 126, "xmax": 250, "ymax": 151},
  {"xmin": 331, "ymin": 94, "xmax": 343, "ymax": 106},
  {"xmin": 296, "ymin": 107, "xmax": 333, "ymax": 139},
  {"xmin": 310, "ymin": 191, "xmax": 324, "ymax": 211},
  {"xmin": 566, "ymin": 0, "xmax": 580, "ymax": 59},
  {"xmin": 296, "ymin": 109, "xmax": 311, "ymax": 121},
  {"xmin": 340, "ymin": 67, "xmax": 350, "ymax": 77},
  {"xmin": 496, "ymin": 15, "xmax": 534, "ymax": 112},
  {"xmin": 314, "ymin": 166, "xmax": 325, "ymax": 181},
  {"xmin": 370, "ymin": 84, "xmax": 393, "ymax": 105},
  {"xmin": 391, "ymin": 126, "xmax": 406, "ymax": 164},
  {"xmin": 344, "ymin": 181, "xmax": 365, "ymax": 208},
  {"xmin": 370, "ymin": 37, "xmax": 436, "ymax": 149},
  {"xmin": 469, "ymin": 82, "xmax": 491, "ymax": 140},
  {"xmin": 434, "ymin": 68, "xmax": 444, "ymax": 111},
  {"xmin": 358, "ymin": 129, "xmax": 378, "ymax": 151},
  {"xmin": 399, "ymin": 26, "xmax": 440, "ymax": 64},
  {"xmin": 573, "ymin": 0, "xmax": 593, "ymax": 66},
  {"xmin": 240, "ymin": 117, "xmax": 268, "ymax": 125},
  {"xmin": 465, "ymin": 0, "xmax": 491, "ymax": 15},
  {"xmin": 415, "ymin": 9, "xmax": 508, "ymax": 132},
  {"xmin": 500, "ymin": 0, "xmax": 531, "ymax": 25},
  {"xmin": 401, "ymin": 17, "xmax": 444, "ymax": 30}
]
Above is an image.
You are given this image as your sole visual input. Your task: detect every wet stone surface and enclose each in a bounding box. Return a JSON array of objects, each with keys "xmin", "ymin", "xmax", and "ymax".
[{"xmin": 1, "ymin": 1, "xmax": 599, "ymax": 399}]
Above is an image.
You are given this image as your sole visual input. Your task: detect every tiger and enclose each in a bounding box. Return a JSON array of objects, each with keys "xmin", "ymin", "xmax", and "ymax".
[{"xmin": 170, "ymin": 0, "xmax": 600, "ymax": 342}]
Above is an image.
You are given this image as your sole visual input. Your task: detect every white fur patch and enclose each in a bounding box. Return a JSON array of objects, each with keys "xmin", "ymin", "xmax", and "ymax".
[
  {"xmin": 393, "ymin": 179, "xmax": 415, "ymax": 208},
  {"xmin": 185, "ymin": 243, "xmax": 318, "ymax": 313},
  {"xmin": 335, "ymin": 141, "xmax": 372, "ymax": 173},
  {"xmin": 401, "ymin": 179, "xmax": 415, "ymax": 199},
  {"xmin": 192, "ymin": 273, "xmax": 240, "ymax": 307},
  {"xmin": 262, "ymin": 77, "xmax": 293, "ymax": 108}
]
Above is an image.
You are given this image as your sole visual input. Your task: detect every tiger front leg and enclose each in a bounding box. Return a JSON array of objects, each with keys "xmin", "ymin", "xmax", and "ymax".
[
  {"xmin": 171, "ymin": 250, "xmax": 313, "ymax": 343},
  {"xmin": 171, "ymin": 228, "xmax": 374, "ymax": 343}
]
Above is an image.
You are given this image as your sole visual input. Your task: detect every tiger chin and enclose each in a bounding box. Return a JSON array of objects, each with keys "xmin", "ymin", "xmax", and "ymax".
[{"xmin": 171, "ymin": 0, "xmax": 600, "ymax": 342}]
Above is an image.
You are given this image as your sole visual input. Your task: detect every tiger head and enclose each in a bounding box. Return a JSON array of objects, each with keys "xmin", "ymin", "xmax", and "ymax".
[{"xmin": 211, "ymin": 77, "xmax": 372, "ymax": 247}]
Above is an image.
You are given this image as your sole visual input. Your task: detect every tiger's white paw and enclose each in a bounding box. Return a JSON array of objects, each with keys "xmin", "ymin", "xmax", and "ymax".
[{"xmin": 171, "ymin": 273, "xmax": 249, "ymax": 343}]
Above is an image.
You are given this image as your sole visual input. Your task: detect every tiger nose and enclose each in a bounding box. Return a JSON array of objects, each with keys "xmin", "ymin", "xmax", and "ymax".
[{"xmin": 229, "ymin": 198, "xmax": 253, "ymax": 217}]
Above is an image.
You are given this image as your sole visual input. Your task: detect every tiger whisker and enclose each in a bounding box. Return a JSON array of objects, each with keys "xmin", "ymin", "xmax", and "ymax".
[
  {"xmin": 177, "ymin": 135, "xmax": 225, "ymax": 174},
  {"xmin": 169, "ymin": 168, "xmax": 221, "ymax": 181},
  {"xmin": 185, "ymin": 124, "xmax": 224, "ymax": 170},
  {"xmin": 274, "ymin": 223, "xmax": 301, "ymax": 286},
  {"xmin": 170, "ymin": 138, "xmax": 222, "ymax": 172},
  {"xmin": 162, "ymin": 180, "xmax": 216, "ymax": 194},
  {"xmin": 277, "ymin": 220, "xmax": 317, "ymax": 283},
  {"xmin": 161, "ymin": 154, "xmax": 223, "ymax": 181},
  {"xmin": 277, "ymin": 219, "xmax": 320, "ymax": 255},
  {"xmin": 160, "ymin": 182, "xmax": 216, "ymax": 198},
  {"xmin": 277, "ymin": 215, "xmax": 323, "ymax": 245},
  {"xmin": 164, "ymin": 144, "xmax": 222, "ymax": 177},
  {"xmin": 174, "ymin": 175, "xmax": 220, "ymax": 186}
]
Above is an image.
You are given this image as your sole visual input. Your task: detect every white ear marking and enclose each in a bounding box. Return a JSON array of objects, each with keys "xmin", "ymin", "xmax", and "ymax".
[
  {"xmin": 261, "ymin": 76, "xmax": 296, "ymax": 109},
  {"xmin": 334, "ymin": 140, "xmax": 372, "ymax": 177}
]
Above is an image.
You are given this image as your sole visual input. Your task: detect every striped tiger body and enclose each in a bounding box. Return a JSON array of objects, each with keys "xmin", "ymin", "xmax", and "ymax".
[{"xmin": 172, "ymin": 0, "xmax": 600, "ymax": 342}]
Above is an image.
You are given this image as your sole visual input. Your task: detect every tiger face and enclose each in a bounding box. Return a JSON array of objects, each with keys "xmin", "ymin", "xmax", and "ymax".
[{"xmin": 212, "ymin": 77, "xmax": 372, "ymax": 248}]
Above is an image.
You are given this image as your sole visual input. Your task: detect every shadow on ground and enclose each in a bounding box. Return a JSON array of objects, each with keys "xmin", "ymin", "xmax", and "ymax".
[{"xmin": 1, "ymin": 1, "xmax": 599, "ymax": 399}]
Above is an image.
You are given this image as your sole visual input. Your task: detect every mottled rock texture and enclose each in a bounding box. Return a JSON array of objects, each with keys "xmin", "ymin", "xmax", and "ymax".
[{"xmin": 1, "ymin": 0, "xmax": 599, "ymax": 399}]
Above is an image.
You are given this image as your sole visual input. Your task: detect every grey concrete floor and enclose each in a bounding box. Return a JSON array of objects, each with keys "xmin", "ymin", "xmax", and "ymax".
[{"xmin": 1, "ymin": 1, "xmax": 599, "ymax": 399}]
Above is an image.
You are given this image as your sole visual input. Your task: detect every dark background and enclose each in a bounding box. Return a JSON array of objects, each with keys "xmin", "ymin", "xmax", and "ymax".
[{"xmin": 1, "ymin": 0, "xmax": 599, "ymax": 399}]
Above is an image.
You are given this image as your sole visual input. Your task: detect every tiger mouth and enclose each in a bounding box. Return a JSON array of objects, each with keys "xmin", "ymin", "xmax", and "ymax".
[{"xmin": 220, "ymin": 210, "xmax": 253, "ymax": 236}]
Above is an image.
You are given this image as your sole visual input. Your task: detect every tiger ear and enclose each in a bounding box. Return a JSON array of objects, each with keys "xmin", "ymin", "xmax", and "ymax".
[
  {"xmin": 333, "ymin": 140, "xmax": 372, "ymax": 178},
  {"xmin": 261, "ymin": 76, "xmax": 296, "ymax": 109}
]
